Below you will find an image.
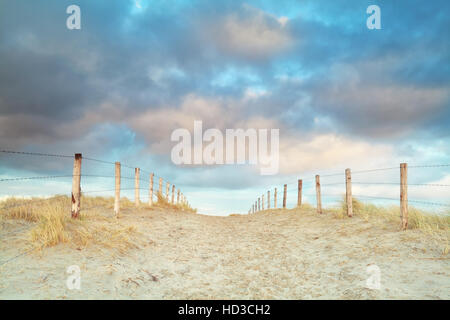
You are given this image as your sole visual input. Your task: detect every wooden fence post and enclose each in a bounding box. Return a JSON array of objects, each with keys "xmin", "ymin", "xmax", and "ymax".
[
  {"xmin": 262, "ymin": 195, "xmax": 265, "ymax": 210},
  {"xmin": 297, "ymin": 179, "xmax": 302, "ymax": 207},
  {"xmin": 283, "ymin": 184, "xmax": 287, "ymax": 209},
  {"xmin": 345, "ymin": 169, "xmax": 353, "ymax": 217},
  {"xmin": 274, "ymin": 188, "xmax": 277, "ymax": 209},
  {"xmin": 258, "ymin": 197, "xmax": 261, "ymax": 211},
  {"xmin": 267, "ymin": 191, "xmax": 270, "ymax": 209},
  {"xmin": 166, "ymin": 182, "xmax": 170, "ymax": 201},
  {"xmin": 71, "ymin": 153, "xmax": 82, "ymax": 219},
  {"xmin": 177, "ymin": 189, "xmax": 180, "ymax": 204},
  {"xmin": 149, "ymin": 173, "xmax": 154, "ymax": 206},
  {"xmin": 171, "ymin": 185, "xmax": 175, "ymax": 204},
  {"xmin": 400, "ymin": 163, "xmax": 408, "ymax": 230},
  {"xmin": 255, "ymin": 201, "xmax": 257, "ymax": 212},
  {"xmin": 135, "ymin": 168, "xmax": 140, "ymax": 207},
  {"xmin": 159, "ymin": 178, "xmax": 162, "ymax": 196},
  {"xmin": 315, "ymin": 175, "xmax": 322, "ymax": 214},
  {"xmin": 114, "ymin": 162, "xmax": 120, "ymax": 217}
]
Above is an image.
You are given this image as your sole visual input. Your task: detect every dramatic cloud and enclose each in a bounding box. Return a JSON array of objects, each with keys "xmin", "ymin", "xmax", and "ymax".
[
  {"xmin": 0, "ymin": 0, "xmax": 449, "ymax": 214},
  {"xmin": 307, "ymin": 61, "xmax": 450, "ymax": 137}
]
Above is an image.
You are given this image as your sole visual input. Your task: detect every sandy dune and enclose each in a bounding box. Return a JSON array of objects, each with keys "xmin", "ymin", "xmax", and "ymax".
[{"xmin": 0, "ymin": 207, "xmax": 449, "ymax": 299}]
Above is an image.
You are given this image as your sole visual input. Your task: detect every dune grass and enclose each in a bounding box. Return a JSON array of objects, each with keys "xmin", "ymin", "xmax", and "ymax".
[
  {"xmin": 317, "ymin": 196, "xmax": 450, "ymax": 235},
  {"xmin": 0, "ymin": 196, "xmax": 139, "ymax": 252},
  {"xmin": 256, "ymin": 196, "xmax": 449, "ymax": 234},
  {"xmin": 0, "ymin": 193, "xmax": 197, "ymax": 251},
  {"xmin": 152, "ymin": 192, "xmax": 197, "ymax": 213}
]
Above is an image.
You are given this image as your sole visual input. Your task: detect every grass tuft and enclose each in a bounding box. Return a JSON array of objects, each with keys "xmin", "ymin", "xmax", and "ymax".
[
  {"xmin": 325, "ymin": 195, "xmax": 450, "ymax": 233},
  {"xmin": 153, "ymin": 192, "xmax": 197, "ymax": 213},
  {"xmin": 0, "ymin": 196, "xmax": 140, "ymax": 251}
]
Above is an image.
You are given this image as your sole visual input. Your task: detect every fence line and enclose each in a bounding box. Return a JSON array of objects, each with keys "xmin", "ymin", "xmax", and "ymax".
[
  {"xmin": 0, "ymin": 152, "xmax": 192, "ymax": 218},
  {"xmin": 2, "ymin": 151, "xmax": 450, "ymax": 229},
  {"xmin": 249, "ymin": 162, "xmax": 450, "ymax": 230}
]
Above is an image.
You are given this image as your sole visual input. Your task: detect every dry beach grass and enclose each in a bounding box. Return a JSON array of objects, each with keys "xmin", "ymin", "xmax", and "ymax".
[{"xmin": 0, "ymin": 196, "xmax": 448, "ymax": 299}]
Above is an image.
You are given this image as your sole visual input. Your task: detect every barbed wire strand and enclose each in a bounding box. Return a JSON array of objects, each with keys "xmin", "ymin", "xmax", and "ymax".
[
  {"xmin": 0, "ymin": 224, "xmax": 34, "ymax": 238},
  {"xmin": 0, "ymin": 175, "xmax": 73, "ymax": 182},
  {"xmin": 0, "ymin": 150, "xmax": 72, "ymax": 158},
  {"xmin": 0, "ymin": 247, "xmax": 38, "ymax": 267}
]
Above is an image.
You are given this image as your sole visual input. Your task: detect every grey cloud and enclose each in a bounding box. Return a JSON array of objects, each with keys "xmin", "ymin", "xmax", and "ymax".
[{"xmin": 0, "ymin": 0, "xmax": 449, "ymax": 181}]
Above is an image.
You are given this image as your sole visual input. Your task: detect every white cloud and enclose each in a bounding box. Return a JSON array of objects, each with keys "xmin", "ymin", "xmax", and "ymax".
[
  {"xmin": 206, "ymin": 5, "xmax": 293, "ymax": 59},
  {"xmin": 278, "ymin": 134, "xmax": 394, "ymax": 174},
  {"xmin": 243, "ymin": 87, "xmax": 269, "ymax": 100}
]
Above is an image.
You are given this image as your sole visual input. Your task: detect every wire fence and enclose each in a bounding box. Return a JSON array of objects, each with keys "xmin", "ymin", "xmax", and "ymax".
[
  {"xmin": 248, "ymin": 163, "xmax": 450, "ymax": 218},
  {"xmin": 0, "ymin": 150, "xmax": 189, "ymax": 206},
  {"xmin": 0, "ymin": 150, "xmax": 193, "ymax": 265},
  {"xmin": 1, "ymin": 150, "xmax": 450, "ymax": 265}
]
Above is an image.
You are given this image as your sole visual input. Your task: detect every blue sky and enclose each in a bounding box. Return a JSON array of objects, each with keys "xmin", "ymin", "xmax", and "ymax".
[{"xmin": 0, "ymin": 0, "xmax": 449, "ymax": 215}]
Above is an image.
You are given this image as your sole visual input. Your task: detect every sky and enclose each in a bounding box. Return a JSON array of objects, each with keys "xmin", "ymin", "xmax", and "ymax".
[{"xmin": 0, "ymin": 0, "xmax": 449, "ymax": 215}]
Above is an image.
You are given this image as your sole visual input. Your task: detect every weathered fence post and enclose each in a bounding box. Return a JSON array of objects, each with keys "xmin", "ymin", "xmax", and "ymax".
[
  {"xmin": 166, "ymin": 182, "xmax": 170, "ymax": 201},
  {"xmin": 262, "ymin": 194, "xmax": 265, "ymax": 210},
  {"xmin": 283, "ymin": 184, "xmax": 287, "ymax": 209},
  {"xmin": 135, "ymin": 168, "xmax": 140, "ymax": 207},
  {"xmin": 400, "ymin": 163, "xmax": 408, "ymax": 230},
  {"xmin": 159, "ymin": 178, "xmax": 163, "ymax": 196},
  {"xmin": 171, "ymin": 185, "xmax": 175, "ymax": 204},
  {"xmin": 177, "ymin": 189, "xmax": 180, "ymax": 204},
  {"xmin": 114, "ymin": 162, "xmax": 120, "ymax": 217},
  {"xmin": 274, "ymin": 188, "xmax": 277, "ymax": 209},
  {"xmin": 297, "ymin": 179, "xmax": 302, "ymax": 207},
  {"xmin": 71, "ymin": 153, "xmax": 82, "ymax": 219},
  {"xmin": 315, "ymin": 175, "xmax": 322, "ymax": 214},
  {"xmin": 258, "ymin": 197, "xmax": 261, "ymax": 211},
  {"xmin": 267, "ymin": 191, "xmax": 270, "ymax": 209},
  {"xmin": 149, "ymin": 173, "xmax": 154, "ymax": 206},
  {"xmin": 345, "ymin": 169, "xmax": 353, "ymax": 217},
  {"xmin": 255, "ymin": 201, "xmax": 257, "ymax": 212}
]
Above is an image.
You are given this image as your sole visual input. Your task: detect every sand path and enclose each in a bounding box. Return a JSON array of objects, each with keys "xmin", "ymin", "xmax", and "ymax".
[{"xmin": 0, "ymin": 208, "xmax": 448, "ymax": 299}]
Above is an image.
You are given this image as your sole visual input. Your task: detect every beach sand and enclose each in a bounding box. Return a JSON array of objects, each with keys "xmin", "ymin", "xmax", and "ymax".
[{"xmin": 0, "ymin": 207, "xmax": 448, "ymax": 299}]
